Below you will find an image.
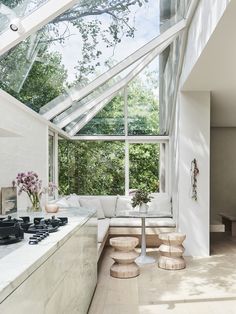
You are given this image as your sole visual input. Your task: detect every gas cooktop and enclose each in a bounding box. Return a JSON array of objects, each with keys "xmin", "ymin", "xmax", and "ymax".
[{"xmin": 0, "ymin": 215, "xmax": 68, "ymax": 245}]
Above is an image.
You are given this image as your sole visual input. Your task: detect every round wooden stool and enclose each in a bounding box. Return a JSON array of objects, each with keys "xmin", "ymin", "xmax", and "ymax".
[
  {"xmin": 158, "ymin": 233, "xmax": 186, "ymax": 270},
  {"xmin": 110, "ymin": 237, "xmax": 140, "ymax": 279}
]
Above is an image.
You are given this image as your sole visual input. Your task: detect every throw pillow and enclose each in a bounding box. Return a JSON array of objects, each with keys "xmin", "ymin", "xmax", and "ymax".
[
  {"xmin": 148, "ymin": 193, "xmax": 172, "ymax": 217},
  {"xmin": 54, "ymin": 197, "xmax": 70, "ymax": 208},
  {"xmin": 67, "ymin": 194, "xmax": 80, "ymax": 208},
  {"xmin": 79, "ymin": 198, "xmax": 105, "ymax": 219},
  {"xmin": 115, "ymin": 196, "xmax": 133, "ymax": 217}
]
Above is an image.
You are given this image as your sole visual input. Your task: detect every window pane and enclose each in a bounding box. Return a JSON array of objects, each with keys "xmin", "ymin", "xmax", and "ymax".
[
  {"xmin": 58, "ymin": 140, "xmax": 125, "ymax": 195},
  {"xmin": 129, "ymin": 143, "xmax": 160, "ymax": 193},
  {"xmin": 48, "ymin": 133, "xmax": 54, "ymax": 183},
  {"xmin": 159, "ymin": 35, "xmax": 181, "ymax": 134},
  {"xmin": 128, "ymin": 57, "xmax": 159, "ymax": 136},
  {"xmin": 77, "ymin": 91, "xmax": 124, "ymax": 136}
]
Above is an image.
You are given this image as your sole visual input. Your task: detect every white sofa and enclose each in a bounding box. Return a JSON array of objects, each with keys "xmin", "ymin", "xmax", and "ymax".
[{"xmin": 55, "ymin": 194, "xmax": 176, "ymax": 260}]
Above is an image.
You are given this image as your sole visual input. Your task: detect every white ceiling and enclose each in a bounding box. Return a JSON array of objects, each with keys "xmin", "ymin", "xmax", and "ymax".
[{"xmin": 182, "ymin": 1, "xmax": 236, "ymax": 127}]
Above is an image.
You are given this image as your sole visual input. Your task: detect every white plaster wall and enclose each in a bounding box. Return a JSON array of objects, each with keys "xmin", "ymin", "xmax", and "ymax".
[
  {"xmin": 182, "ymin": 0, "xmax": 230, "ymax": 89},
  {"xmin": 0, "ymin": 91, "xmax": 48, "ymax": 210},
  {"xmin": 178, "ymin": 91, "xmax": 210, "ymax": 256},
  {"xmin": 210, "ymin": 127, "xmax": 236, "ymax": 222},
  {"xmin": 169, "ymin": 0, "xmax": 230, "ymax": 256}
]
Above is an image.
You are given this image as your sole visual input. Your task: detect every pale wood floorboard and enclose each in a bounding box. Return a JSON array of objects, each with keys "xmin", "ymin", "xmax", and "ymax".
[{"xmin": 89, "ymin": 234, "xmax": 236, "ymax": 314}]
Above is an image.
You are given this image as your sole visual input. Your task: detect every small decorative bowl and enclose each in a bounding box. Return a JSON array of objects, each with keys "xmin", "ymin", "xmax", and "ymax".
[{"xmin": 45, "ymin": 204, "xmax": 59, "ymax": 213}]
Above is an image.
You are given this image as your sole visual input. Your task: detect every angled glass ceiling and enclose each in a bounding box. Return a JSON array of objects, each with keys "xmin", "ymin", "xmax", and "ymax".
[{"xmin": 0, "ymin": 0, "xmax": 188, "ymax": 114}]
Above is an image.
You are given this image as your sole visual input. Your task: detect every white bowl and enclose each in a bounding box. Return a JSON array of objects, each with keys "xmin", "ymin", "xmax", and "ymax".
[{"xmin": 45, "ymin": 204, "xmax": 59, "ymax": 213}]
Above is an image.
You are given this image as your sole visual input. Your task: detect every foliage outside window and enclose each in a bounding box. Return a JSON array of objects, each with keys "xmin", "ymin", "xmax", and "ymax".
[
  {"xmin": 58, "ymin": 140, "xmax": 160, "ymax": 196},
  {"xmin": 129, "ymin": 144, "xmax": 159, "ymax": 192},
  {"xmin": 58, "ymin": 141, "xmax": 125, "ymax": 196}
]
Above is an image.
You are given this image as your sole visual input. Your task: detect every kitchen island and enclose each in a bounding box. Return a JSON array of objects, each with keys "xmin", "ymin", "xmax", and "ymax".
[{"xmin": 0, "ymin": 208, "xmax": 97, "ymax": 314}]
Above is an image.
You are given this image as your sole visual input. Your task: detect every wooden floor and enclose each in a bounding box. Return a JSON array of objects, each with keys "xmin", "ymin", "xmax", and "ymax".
[{"xmin": 89, "ymin": 234, "xmax": 236, "ymax": 314}]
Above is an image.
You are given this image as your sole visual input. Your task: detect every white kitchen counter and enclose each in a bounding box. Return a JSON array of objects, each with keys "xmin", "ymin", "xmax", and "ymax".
[{"xmin": 0, "ymin": 207, "xmax": 96, "ymax": 304}]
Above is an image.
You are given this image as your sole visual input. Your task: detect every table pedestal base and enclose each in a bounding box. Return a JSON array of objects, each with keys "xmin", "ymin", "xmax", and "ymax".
[{"xmin": 136, "ymin": 254, "xmax": 156, "ymax": 265}]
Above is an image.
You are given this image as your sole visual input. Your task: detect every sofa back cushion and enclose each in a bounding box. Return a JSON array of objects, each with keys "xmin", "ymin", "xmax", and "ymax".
[
  {"xmin": 99, "ymin": 196, "xmax": 117, "ymax": 217},
  {"xmin": 148, "ymin": 193, "xmax": 172, "ymax": 217},
  {"xmin": 53, "ymin": 197, "xmax": 70, "ymax": 208},
  {"xmin": 115, "ymin": 196, "xmax": 133, "ymax": 217},
  {"xmin": 53, "ymin": 194, "xmax": 80, "ymax": 208},
  {"xmin": 79, "ymin": 198, "xmax": 105, "ymax": 219},
  {"xmin": 79, "ymin": 196, "xmax": 116, "ymax": 218},
  {"xmin": 66, "ymin": 194, "xmax": 81, "ymax": 207}
]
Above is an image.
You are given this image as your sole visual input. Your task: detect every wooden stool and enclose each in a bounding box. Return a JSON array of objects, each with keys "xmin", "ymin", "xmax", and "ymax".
[
  {"xmin": 110, "ymin": 237, "xmax": 140, "ymax": 278},
  {"xmin": 158, "ymin": 233, "xmax": 186, "ymax": 270}
]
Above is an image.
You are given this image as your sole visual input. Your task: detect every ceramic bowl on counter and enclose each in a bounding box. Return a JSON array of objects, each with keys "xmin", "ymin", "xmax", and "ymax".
[{"xmin": 45, "ymin": 204, "xmax": 59, "ymax": 213}]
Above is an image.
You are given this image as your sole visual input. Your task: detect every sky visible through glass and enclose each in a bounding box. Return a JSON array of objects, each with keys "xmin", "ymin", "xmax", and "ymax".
[
  {"xmin": 0, "ymin": 0, "xmax": 185, "ymax": 127},
  {"xmin": 49, "ymin": 0, "xmax": 160, "ymax": 83}
]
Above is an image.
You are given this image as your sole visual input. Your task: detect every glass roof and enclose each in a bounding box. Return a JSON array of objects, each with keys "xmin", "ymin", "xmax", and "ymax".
[
  {"xmin": 0, "ymin": 0, "xmax": 192, "ymax": 137},
  {"xmin": 77, "ymin": 90, "xmax": 125, "ymax": 136},
  {"xmin": 0, "ymin": 0, "xmax": 187, "ymax": 112}
]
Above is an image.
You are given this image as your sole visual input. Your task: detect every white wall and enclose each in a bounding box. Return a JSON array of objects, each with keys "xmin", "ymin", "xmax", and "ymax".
[
  {"xmin": 0, "ymin": 91, "xmax": 48, "ymax": 210},
  {"xmin": 182, "ymin": 0, "xmax": 230, "ymax": 90},
  {"xmin": 210, "ymin": 127, "xmax": 236, "ymax": 222},
  {"xmin": 169, "ymin": 0, "xmax": 230, "ymax": 256},
  {"xmin": 178, "ymin": 91, "xmax": 210, "ymax": 257}
]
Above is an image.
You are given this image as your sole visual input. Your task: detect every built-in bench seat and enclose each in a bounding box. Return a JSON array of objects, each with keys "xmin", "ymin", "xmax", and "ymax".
[
  {"xmin": 109, "ymin": 217, "xmax": 176, "ymax": 227},
  {"xmin": 53, "ymin": 193, "xmax": 176, "ymax": 260}
]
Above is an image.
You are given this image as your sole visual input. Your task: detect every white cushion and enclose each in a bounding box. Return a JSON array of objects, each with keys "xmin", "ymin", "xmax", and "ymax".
[
  {"xmin": 148, "ymin": 193, "xmax": 172, "ymax": 217},
  {"xmin": 79, "ymin": 198, "xmax": 105, "ymax": 219},
  {"xmin": 109, "ymin": 217, "xmax": 176, "ymax": 227},
  {"xmin": 98, "ymin": 218, "xmax": 110, "ymax": 242},
  {"xmin": 79, "ymin": 196, "xmax": 117, "ymax": 217},
  {"xmin": 99, "ymin": 196, "xmax": 117, "ymax": 217},
  {"xmin": 115, "ymin": 196, "xmax": 133, "ymax": 217},
  {"xmin": 53, "ymin": 197, "xmax": 70, "ymax": 208},
  {"xmin": 66, "ymin": 194, "xmax": 80, "ymax": 208}
]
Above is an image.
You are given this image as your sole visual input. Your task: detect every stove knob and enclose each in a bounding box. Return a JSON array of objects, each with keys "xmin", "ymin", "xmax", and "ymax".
[
  {"xmin": 29, "ymin": 239, "xmax": 38, "ymax": 245},
  {"xmin": 38, "ymin": 233, "xmax": 46, "ymax": 239}
]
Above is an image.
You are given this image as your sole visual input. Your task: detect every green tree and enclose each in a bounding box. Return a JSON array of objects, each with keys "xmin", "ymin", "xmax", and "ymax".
[{"xmin": 0, "ymin": 47, "xmax": 67, "ymax": 112}]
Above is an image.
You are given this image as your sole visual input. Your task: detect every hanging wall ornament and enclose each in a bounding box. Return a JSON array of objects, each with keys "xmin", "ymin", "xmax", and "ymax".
[{"xmin": 190, "ymin": 159, "xmax": 199, "ymax": 201}]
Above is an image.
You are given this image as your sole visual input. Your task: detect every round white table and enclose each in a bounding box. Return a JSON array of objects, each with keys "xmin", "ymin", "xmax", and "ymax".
[{"xmin": 124, "ymin": 210, "xmax": 157, "ymax": 265}]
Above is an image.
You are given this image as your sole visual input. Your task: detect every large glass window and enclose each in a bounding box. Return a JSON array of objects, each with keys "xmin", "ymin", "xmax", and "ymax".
[
  {"xmin": 58, "ymin": 139, "xmax": 164, "ymax": 196},
  {"xmin": 129, "ymin": 143, "xmax": 160, "ymax": 192},
  {"xmin": 58, "ymin": 140, "xmax": 125, "ymax": 195}
]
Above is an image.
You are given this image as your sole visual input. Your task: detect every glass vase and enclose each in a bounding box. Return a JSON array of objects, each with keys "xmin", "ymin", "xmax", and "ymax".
[
  {"xmin": 139, "ymin": 203, "xmax": 148, "ymax": 214},
  {"xmin": 28, "ymin": 193, "xmax": 42, "ymax": 212}
]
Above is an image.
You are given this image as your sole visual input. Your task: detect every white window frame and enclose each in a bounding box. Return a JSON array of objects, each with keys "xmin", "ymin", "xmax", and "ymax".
[{"xmin": 48, "ymin": 129, "xmax": 59, "ymax": 199}]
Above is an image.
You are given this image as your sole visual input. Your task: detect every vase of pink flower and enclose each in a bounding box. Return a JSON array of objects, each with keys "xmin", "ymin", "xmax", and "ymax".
[{"xmin": 13, "ymin": 171, "xmax": 57, "ymax": 212}]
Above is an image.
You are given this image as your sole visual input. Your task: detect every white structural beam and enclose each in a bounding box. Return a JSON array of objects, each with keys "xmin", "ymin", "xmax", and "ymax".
[
  {"xmin": 71, "ymin": 135, "xmax": 169, "ymax": 142},
  {"xmin": 41, "ymin": 19, "xmax": 187, "ymax": 120},
  {"xmin": 0, "ymin": 0, "xmax": 79, "ymax": 56},
  {"xmin": 63, "ymin": 38, "xmax": 174, "ymax": 134},
  {"xmin": 67, "ymin": 94, "xmax": 117, "ymax": 135},
  {"xmin": 58, "ymin": 46, "xmax": 163, "ymax": 129}
]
